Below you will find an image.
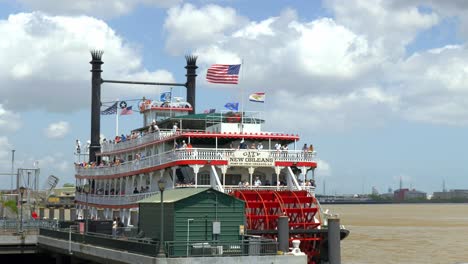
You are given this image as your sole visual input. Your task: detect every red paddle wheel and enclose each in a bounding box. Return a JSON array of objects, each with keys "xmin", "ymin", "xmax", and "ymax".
[{"xmin": 232, "ymin": 189, "xmax": 323, "ymax": 264}]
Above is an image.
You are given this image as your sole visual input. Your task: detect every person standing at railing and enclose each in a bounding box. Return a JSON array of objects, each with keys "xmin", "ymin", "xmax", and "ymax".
[
  {"xmin": 254, "ymin": 177, "xmax": 262, "ymax": 187},
  {"xmin": 112, "ymin": 217, "xmax": 117, "ymax": 237},
  {"xmin": 31, "ymin": 211, "xmax": 38, "ymax": 220},
  {"xmin": 257, "ymin": 142, "xmax": 263, "ymax": 150},
  {"xmin": 116, "ymin": 217, "xmax": 124, "ymax": 236}
]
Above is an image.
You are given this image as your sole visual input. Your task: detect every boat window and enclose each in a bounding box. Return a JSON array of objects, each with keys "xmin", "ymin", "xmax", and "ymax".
[
  {"xmin": 226, "ymin": 174, "xmax": 241, "ymax": 185},
  {"xmin": 198, "ymin": 172, "xmax": 210, "ymax": 185}
]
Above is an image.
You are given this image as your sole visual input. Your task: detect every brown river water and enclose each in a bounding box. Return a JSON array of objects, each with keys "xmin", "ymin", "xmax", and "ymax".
[{"xmin": 325, "ymin": 203, "xmax": 468, "ymax": 264}]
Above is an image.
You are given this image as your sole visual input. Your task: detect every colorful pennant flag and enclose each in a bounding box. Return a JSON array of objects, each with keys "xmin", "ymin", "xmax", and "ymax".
[
  {"xmin": 224, "ymin": 102, "xmax": 239, "ymax": 111},
  {"xmin": 249, "ymin": 92, "xmax": 265, "ymax": 103},
  {"xmin": 160, "ymin": 91, "xmax": 171, "ymax": 102}
]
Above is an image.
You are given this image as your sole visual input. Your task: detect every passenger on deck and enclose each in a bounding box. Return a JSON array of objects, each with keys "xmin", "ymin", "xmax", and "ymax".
[
  {"xmin": 133, "ymin": 187, "xmax": 139, "ymax": 194},
  {"xmin": 257, "ymin": 142, "xmax": 263, "ymax": 150},
  {"xmin": 275, "ymin": 143, "xmax": 281, "ymax": 152},
  {"xmin": 75, "ymin": 139, "xmax": 81, "ymax": 154},
  {"xmin": 254, "ymin": 177, "xmax": 262, "ymax": 186},
  {"xmin": 152, "ymin": 120, "xmax": 159, "ymax": 132},
  {"xmin": 239, "ymin": 140, "xmax": 247, "ymax": 149}
]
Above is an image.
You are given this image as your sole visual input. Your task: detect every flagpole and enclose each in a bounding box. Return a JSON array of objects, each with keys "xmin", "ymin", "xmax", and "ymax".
[
  {"xmin": 240, "ymin": 58, "xmax": 244, "ymax": 133},
  {"xmin": 115, "ymin": 99, "xmax": 119, "ymax": 137},
  {"xmin": 170, "ymin": 87, "xmax": 173, "ymax": 118}
]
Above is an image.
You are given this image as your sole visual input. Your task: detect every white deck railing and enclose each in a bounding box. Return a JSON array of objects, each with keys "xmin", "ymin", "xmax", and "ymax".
[
  {"xmin": 100, "ymin": 129, "xmax": 177, "ymax": 153},
  {"xmin": 76, "ymin": 149, "xmax": 316, "ymax": 177}
]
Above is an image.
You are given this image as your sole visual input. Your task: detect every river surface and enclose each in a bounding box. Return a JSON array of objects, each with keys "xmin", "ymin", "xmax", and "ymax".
[{"xmin": 325, "ymin": 203, "xmax": 468, "ymax": 264}]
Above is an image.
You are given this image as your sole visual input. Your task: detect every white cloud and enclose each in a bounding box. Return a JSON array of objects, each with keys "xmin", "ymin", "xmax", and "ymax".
[
  {"xmin": 164, "ymin": 3, "xmax": 468, "ymax": 129},
  {"xmin": 0, "ymin": 12, "xmax": 175, "ymax": 113},
  {"xmin": 45, "ymin": 121, "xmax": 70, "ymax": 139},
  {"xmin": 0, "ymin": 137, "xmax": 13, "ymax": 160},
  {"xmin": 164, "ymin": 3, "xmax": 244, "ymax": 54},
  {"xmin": 389, "ymin": 45, "xmax": 468, "ymax": 125},
  {"xmin": 16, "ymin": 0, "xmax": 182, "ymax": 18},
  {"xmin": 0, "ymin": 104, "xmax": 21, "ymax": 132},
  {"xmin": 0, "ymin": 137, "xmax": 14, "ymax": 186},
  {"xmin": 324, "ymin": 0, "xmax": 439, "ymax": 58}
]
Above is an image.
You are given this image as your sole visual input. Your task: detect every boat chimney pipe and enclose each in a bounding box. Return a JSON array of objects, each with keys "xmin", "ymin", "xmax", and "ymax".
[
  {"xmin": 89, "ymin": 50, "xmax": 104, "ymax": 163},
  {"xmin": 185, "ymin": 55, "xmax": 198, "ymax": 114}
]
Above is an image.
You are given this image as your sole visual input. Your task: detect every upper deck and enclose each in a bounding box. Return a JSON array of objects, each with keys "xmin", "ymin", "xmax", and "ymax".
[
  {"xmin": 98, "ymin": 111, "xmax": 300, "ymax": 156},
  {"xmin": 76, "ymin": 148, "xmax": 316, "ymax": 178}
]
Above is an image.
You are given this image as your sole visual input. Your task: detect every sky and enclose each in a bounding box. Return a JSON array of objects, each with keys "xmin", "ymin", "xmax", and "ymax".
[{"xmin": 0, "ymin": 0, "xmax": 467, "ymax": 195}]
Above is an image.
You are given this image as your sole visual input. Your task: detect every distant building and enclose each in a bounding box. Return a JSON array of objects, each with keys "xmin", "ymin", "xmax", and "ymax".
[
  {"xmin": 432, "ymin": 189, "xmax": 468, "ymax": 200},
  {"xmin": 372, "ymin": 186, "xmax": 379, "ymax": 195},
  {"xmin": 394, "ymin": 188, "xmax": 427, "ymax": 201},
  {"xmin": 379, "ymin": 192, "xmax": 394, "ymax": 200}
]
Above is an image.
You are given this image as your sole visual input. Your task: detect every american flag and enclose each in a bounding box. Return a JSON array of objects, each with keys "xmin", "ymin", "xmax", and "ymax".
[
  {"xmin": 206, "ymin": 64, "xmax": 241, "ymax": 84},
  {"xmin": 203, "ymin": 108, "xmax": 216, "ymax": 114},
  {"xmin": 101, "ymin": 102, "xmax": 118, "ymax": 115},
  {"xmin": 120, "ymin": 106, "xmax": 133, "ymax": 115}
]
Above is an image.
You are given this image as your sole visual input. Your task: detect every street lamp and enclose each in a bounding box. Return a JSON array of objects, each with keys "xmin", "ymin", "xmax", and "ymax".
[
  {"xmin": 186, "ymin": 218, "xmax": 194, "ymax": 257},
  {"xmin": 83, "ymin": 184, "xmax": 90, "ymax": 234},
  {"xmin": 19, "ymin": 186, "xmax": 25, "ymax": 233},
  {"xmin": 157, "ymin": 178, "xmax": 166, "ymax": 257}
]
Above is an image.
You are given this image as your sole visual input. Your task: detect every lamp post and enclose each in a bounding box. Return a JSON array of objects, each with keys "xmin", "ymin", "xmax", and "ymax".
[
  {"xmin": 157, "ymin": 178, "xmax": 166, "ymax": 257},
  {"xmin": 19, "ymin": 186, "xmax": 25, "ymax": 234},
  {"xmin": 186, "ymin": 218, "xmax": 194, "ymax": 257},
  {"xmin": 10, "ymin": 150, "xmax": 15, "ymax": 194},
  {"xmin": 83, "ymin": 184, "xmax": 90, "ymax": 234}
]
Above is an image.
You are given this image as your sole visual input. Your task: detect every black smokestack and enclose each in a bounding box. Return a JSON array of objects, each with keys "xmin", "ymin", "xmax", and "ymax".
[
  {"xmin": 89, "ymin": 50, "xmax": 103, "ymax": 163},
  {"xmin": 185, "ymin": 55, "xmax": 198, "ymax": 114}
]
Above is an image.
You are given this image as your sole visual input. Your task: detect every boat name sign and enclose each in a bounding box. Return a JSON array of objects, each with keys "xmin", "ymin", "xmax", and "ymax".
[{"xmin": 228, "ymin": 150, "xmax": 274, "ymax": 167}]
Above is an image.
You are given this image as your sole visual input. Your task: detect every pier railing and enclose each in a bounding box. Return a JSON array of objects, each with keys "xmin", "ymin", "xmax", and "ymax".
[
  {"xmin": 39, "ymin": 226, "xmax": 278, "ymax": 258},
  {"xmin": 76, "ymin": 148, "xmax": 316, "ymax": 177},
  {"xmin": 1, "ymin": 219, "xmax": 59, "ymax": 234},
  {"xmin": 165, "ymin": 240, "xmax": 278, "ymax": 257},
  {"xmin": 39, "ymin": 227, "xmax": 158, "ymax": 256}
]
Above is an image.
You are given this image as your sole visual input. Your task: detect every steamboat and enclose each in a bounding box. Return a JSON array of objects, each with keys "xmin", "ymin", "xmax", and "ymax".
[{"xmin": 74, "ymin": 51, "xmax": 345, "ymax": 263}]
